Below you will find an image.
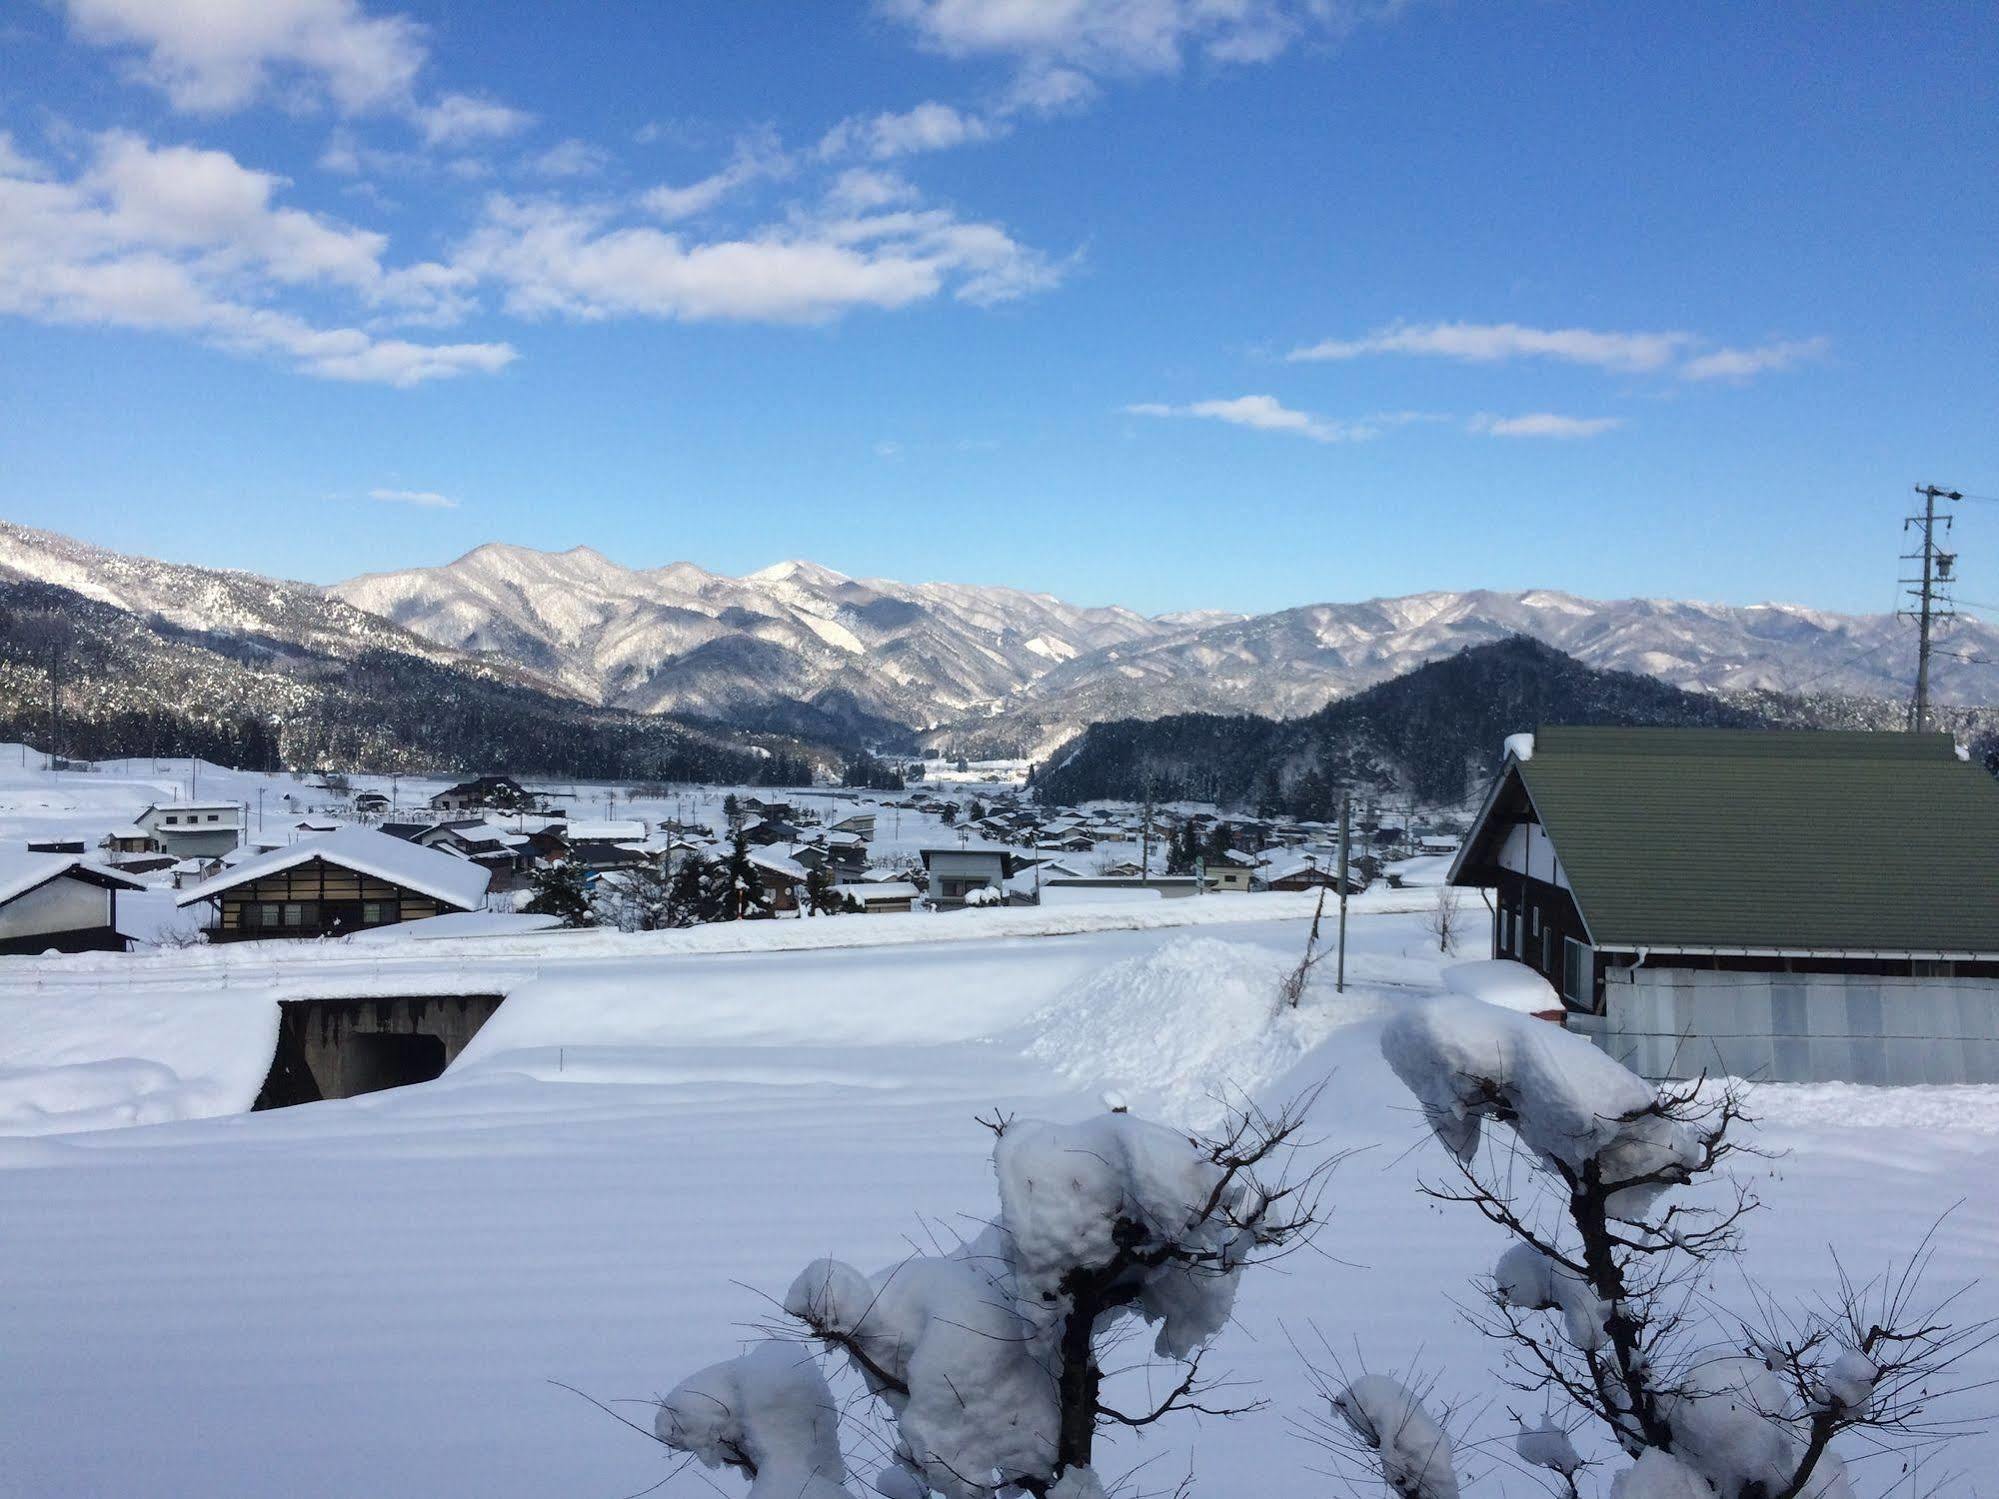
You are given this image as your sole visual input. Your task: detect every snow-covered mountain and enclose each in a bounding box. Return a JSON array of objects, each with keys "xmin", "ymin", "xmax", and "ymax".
[
  {"xmin": 335, "ymin": 543, "xmax": 1998, "ymax": 750},
  {"xmin": 8, "ymin": 521, "xmax": 1994, "ymax": 753},
  {"xmin": 330, "ymin": 544, "xmax": 1181, "ymax": 733}
]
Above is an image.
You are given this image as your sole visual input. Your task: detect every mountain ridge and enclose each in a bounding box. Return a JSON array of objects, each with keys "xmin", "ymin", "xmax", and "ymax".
[{"xmin": 7, "ymin": 521, "xmax": 1997, "ymax": 757}]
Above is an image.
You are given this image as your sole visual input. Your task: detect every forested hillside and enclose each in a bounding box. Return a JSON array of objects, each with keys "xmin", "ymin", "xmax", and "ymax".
[
  {"xmin": 1033, "ymin": 636, "xmax": 1773, "ymax": 813},
  {"xmin": 0, "ymin": 581, "xmax": 815, "ymax": 781}
]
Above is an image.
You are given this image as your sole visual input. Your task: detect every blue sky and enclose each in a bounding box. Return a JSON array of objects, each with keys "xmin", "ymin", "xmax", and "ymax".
[{"xmin": 2, "ymin": 1, "xmax": 1994, "ymax": 617}]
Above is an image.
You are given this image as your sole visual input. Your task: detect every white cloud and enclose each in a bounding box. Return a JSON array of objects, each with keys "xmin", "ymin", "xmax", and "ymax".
[
  {"xmin": 63, "ymin": 0, "xmax": 426, "ymax": 115},
  {"xmin": 0, "ymin": 130, "xmax": 511, "ymax": 385},
  {"xmin": 1290, "ymin": 319, "xmax": 1693, "ymax": 372},
  {"xmin": 824, "ymin": 168, "xmax": 921, "ymax": 212},
  {"xmin": 1000, "ymin": 64, "xmax": 1100, "ymax": 115},
  {"xmin": 1680, "ymin": 335, "xmax": 1829, "ymax": 382},
  {"xmin": 1291, "ymin": 318, "xmax": 1831, "ymax": 384},
  {"xmin": 526, "ymin": 139, "xmax": 611, "ymax": 179},
  {"xmin": 819, "ymin": 101, "xmax": 1004, "ymax": 161},
  {"xmin": 370, "ymin": 487, "xmax": 459, "ymax": 507},
  {"xmin": 873, "ymin": 440, "xmax": 902, "ymax": 459},
  {"xmin": 1125, "ymin": 394, "xmax": 1364, "ymax": 442},
  {"xmin": 1469, "ymin": 412, "xmax": 1621, "ymax": 439},
  {"xmin": 879, "ymin": 0, "xmax": 1362, "ymax": 74},
  {"xmin": 417, "ymin": 91, "xmax": 534, "ymax": 147},
  {"xmin": 465, "ymin": 188, "xmax": 1064, "ymax": 323},
  {"xmin": 641, "ymin": 129, "xmax": 790, "ymax": 221}
]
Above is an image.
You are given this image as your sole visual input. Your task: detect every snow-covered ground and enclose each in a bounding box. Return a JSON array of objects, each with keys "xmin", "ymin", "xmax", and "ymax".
[{"xmin": 4, "ymin": 898, "xmax": 1997, "ymax": 1497}]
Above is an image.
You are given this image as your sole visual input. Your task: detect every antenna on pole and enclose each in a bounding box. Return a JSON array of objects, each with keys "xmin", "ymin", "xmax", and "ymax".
[{"xmin": 1900, "ymin": 484, "xmax": 1963, "ymax": 733}]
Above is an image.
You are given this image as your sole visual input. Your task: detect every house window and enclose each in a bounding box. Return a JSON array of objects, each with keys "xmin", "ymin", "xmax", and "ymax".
[
  {"xmin": 1531, "ymin": 907, "xmax": 1541, "ymax": 937},
  {"xmin": 257, "ymin": 903, "xmax": 281, "ymax": 927},
  {"xmin": 207, "ymin": 814, "xmax": 219, "ymax": 823},
  {"xmin": 1562, "ymin": 939, "xmax": 1594, "ymax": 1006},
  {"xmin": 362, "ymin": 902, "xmax": 387, "ymax": 925}
]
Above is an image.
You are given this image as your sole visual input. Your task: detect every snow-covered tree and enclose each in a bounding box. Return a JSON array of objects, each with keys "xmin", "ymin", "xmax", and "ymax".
[
  {"xmin": 1322, "ymin": 997, "xmax": 1986, "ymax": 1499},
  {"xmin": 655, "ymin": 1096, "xmax": 1332, "ymax": 1498},
  {"xmin": 523, "ymin": 862, "xmax": 595, "ymax": 927}
]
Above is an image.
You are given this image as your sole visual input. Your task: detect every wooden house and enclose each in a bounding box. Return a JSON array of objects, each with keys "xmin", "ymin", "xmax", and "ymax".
[
  {"xmin": 176, "ymin": 826, "xmax": 489, "ymax": 941},
  {"xmin": 1450, "ymin": 726, "xmax": 1999, "ymax": 1083}
]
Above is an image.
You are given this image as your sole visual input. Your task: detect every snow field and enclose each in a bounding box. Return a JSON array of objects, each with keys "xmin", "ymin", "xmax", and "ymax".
[{"xmin": 0, "ymin": 905, "xmax": 1995, "ymax": 1495}]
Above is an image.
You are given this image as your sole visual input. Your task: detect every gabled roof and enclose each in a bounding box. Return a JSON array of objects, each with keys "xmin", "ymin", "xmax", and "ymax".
[
  {"xmin": 1455, "ymin": 726, "xmax": 1999, "ymax": 956},
  {"xmin": 0, "ymin": 853, "xmax": 146, "ymax": 906},
  {"xmin": 175, "ymin": 826, "xmax": 490, "ymax": 911}
]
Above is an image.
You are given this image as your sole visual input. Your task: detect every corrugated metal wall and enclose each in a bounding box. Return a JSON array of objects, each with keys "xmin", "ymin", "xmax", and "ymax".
[{"xmin": 1571, "ymin": 968, "xmax": 1999, "ymax": 1084}]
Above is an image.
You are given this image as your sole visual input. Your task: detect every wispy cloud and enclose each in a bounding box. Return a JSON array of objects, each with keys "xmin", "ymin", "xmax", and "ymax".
[
  {"xmin": 1680, "ymin": 336, "xmax": 1830, "ymax": 382},
  {"xmin": 880, "ymin": 0, "xmax": 1372, "ymax": 76},
  {"xmin": 417, "ymin": 92, "xmax": 533, "ymax": 148},
  {"xmin": 1469, "ymin": 412, "xmax": 1622, "ymax": 439},
  {"xmin": 525, "ymin": 138, "xmax": 609, "ymax": 179},
  {"xmin": 1290, "ymin": 318, "xmax": 1831, "ymax": 385},
  {"xmin": 818, "ymin": 101, "xmax": 1003, "ymax": 161},
  {"xmin": 1290, "ymin": 320, "xmax": 1692, "ymax": 373},
  {"xmin": 369, "ymin": 487, "xmax": 460, "ymax": 508},
  {"xmin": 1125, "ymin": 394, "xmax": 1366, "ymax": 443}
]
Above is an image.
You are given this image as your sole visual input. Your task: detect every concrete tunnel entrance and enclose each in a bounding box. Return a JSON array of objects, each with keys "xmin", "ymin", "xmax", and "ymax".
[{"xmin": 254, "ymin": 994, "xmax": 506, "ymax": 1109}]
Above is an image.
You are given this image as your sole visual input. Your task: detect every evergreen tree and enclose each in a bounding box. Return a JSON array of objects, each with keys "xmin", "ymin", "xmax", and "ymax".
[
  {"xmin": 804, "ymin": 865, "xmax": 847, "ymax": 916},
  {"xmin": 667, "ymin": 856, "xmax": 713, "ymax": 926},
  {"xmin": 939, "ymin": 803, "xmax": 957, "ymax": 826},
  {"xmin": 524, "ymin": 863, "xmax": 595, "ymax": 928},
  {"xmin": 721, "ymin": 831, "xmax": 768, "ymax": 920}
]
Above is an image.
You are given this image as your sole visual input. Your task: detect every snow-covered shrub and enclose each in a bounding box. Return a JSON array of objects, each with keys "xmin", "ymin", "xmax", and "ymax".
[
  {"xmin": 1328, "ymin": 997, "xmax": 1983, "ymax": 1499},
  {"xmin": 655, "ymin": 1341, "xmax": 851, "ymax": 1498},
  {"xmin": 665, "ymin": 1096, "xmax": 1331, "ymax": 1498}
]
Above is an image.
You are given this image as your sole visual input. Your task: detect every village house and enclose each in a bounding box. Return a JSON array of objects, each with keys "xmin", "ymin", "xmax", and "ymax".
[
  {"xmin": 177, "ymin": 826, "xmax": 490, "ymax": 941},
  {"xmin": 1450, "ymin": 725, "xmax": 1999, "ymax": 1084},
  {"xmin": 1255, "ymin": 856, "xmax": 1365, "ymax": 894},
  {"xmin": 0, "ymin": 853, "xmax": 146, "ymax": 955},
  {"xmin": 920, "ymin": 845, "xmax": 1019, "ymax": 908},
  {"xmin": 428, "ymin": 776, "xmax": 531, "ymax": 814},
  {"xmin": 135, "ymin": 801, "xmax": 243, "ymax": 858},
  {"xmin": 847, "ymin": 881, "xmax": 920, "ymax": 914}
]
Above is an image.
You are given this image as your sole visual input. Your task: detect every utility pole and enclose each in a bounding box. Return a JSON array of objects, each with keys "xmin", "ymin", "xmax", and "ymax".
[
  {"xmin": 1902, "ymin": 484, "xmax": 1962, "ymax": 733},
  {"xmin": 1335, "ymin": 791, "xmax": 1351, "ymax": 994}
]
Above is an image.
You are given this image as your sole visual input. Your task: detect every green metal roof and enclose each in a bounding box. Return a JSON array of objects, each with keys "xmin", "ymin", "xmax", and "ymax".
[{"xmin": 1492, "ymin": 726, "xmax": 1999, "ymax": 955}]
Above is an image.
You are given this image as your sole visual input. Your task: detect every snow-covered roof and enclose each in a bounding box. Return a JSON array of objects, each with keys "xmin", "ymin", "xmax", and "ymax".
[
  {"xmin": 850, "ymin": 882, "xmax": 920, "ymax": 902},
  {"xmin": 564, "ymin": 819, "xmax": 647, "ymax": 841},
  {"xmin": 175, "ymin": 826, "xmax": 490, "ymax": 911},
  {"xmin": 106, "ymin": 826, "xmax": 150, "ymax": 841},
  {"xmin": 0, "ymin": 853, "xmax": 146, "ymax": 906},
  {"xmin": 748, "ymin": 850, "xmax": 808, "ymax": 883}
]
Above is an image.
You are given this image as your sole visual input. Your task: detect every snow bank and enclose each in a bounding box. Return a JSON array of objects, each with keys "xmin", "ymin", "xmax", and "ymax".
[
  {"xmin": 1024, "ymin": 936, "xmax": 1382, "ymax": 1128},
  {"xmin": 1441, "ymin": 958, "xmax": 1560, "ymax": 1014},
  {"xmin": 0, "ymin": 989, "xmax": 277, "ymax": 1135}
]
